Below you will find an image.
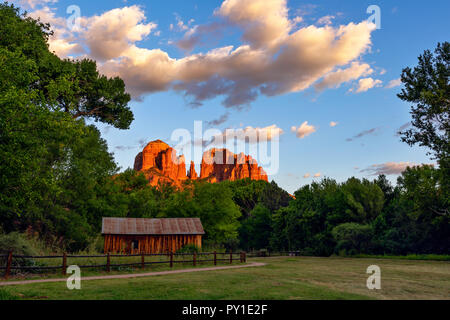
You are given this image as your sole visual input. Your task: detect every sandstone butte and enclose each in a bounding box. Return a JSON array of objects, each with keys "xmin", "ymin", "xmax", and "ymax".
[{"xmin": 134, "ymin": 140, "xmax": 268, "ymax": 187}]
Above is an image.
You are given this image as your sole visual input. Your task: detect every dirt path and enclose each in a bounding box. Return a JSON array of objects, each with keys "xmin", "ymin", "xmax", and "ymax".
[{"xmin": 0, "ymin": 262, "xmax": 266, "ymax": 287}]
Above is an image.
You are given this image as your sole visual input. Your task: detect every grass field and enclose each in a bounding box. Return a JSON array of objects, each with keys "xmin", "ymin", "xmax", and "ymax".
[{"xmin": 0, "ymin": 256, "xmax": 449, "ymax": 300}]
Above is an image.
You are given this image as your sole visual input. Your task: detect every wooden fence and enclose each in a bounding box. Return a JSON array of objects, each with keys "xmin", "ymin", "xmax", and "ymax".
[
  {"xmin": 0, "ymin": 251, "xmax": 247, "ymax": 279},
  {"xmin": 246, "ymin": 251, "xmax": 302, "ymax": 258}
]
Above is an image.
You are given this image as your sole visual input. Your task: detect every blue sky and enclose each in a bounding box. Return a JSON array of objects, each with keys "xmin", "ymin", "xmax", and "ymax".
[{"xmin": 17, "ymin": 0, "xmax": 449, "ymax": 193}]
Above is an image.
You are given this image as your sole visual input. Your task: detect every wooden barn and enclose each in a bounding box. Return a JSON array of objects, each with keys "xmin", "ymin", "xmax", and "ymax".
[{"xmin": 102, "ymin": 217, "xmax": 205, "ymax": 254}]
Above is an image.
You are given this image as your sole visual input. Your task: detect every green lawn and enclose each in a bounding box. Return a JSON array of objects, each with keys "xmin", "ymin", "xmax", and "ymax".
[{"xmin": 0, "ymin": 256, "xmax": 449, "ymax": 300}]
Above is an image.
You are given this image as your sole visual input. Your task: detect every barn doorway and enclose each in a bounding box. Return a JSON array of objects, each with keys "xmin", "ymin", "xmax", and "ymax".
[{"xmin": 131, "ymin": 239, "xmax": 139, "ymax": 252}]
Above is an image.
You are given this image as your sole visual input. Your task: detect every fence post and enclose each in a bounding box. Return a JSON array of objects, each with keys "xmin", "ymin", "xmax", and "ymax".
[
  {"xmin": 244, "ymin": 252, "xmax": 247, "ymax": 263},
  {"xmin": 193, "ymin": 252, "xmax": 197, "ymax": 267},
  {"xmin": 141, "ymin": 253, "xmax": 145, "ymax": 270},
  {"xmin": 106, "ymin": 253, "xmax": 111, "ymax": 272},
  {"xmin": 62, "ymin": 253, "xmax": 67, "ymax": 275},
  {"xmin": 4, "ymin": 251, "xmax": 13, "ymax": 279},
  {"xmin": 214, "ymin": 251, "xmax": 217, "ymax": 266},
  {"xmin": 230, "ymin": 250, "xmax": 233, "ymax": 264},
  {"xmin": 170, "ymin": 251, "xmax": 173, "ymax": 268}
]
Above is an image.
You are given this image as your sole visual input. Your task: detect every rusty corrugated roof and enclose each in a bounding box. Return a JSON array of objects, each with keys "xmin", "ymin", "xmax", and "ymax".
[{"xmin": 101, "ymin": 217, "xmax": 205, "ymax": 235}]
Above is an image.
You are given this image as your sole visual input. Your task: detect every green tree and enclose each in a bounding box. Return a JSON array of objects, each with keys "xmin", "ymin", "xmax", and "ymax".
[
  {"xmin": 0, "ymin": 2, "xmax": 134, "ymax": 251},
  {"xmin": 332, "ymin": 223, "xmax": 373, "ymax": 255},
  {"xmin": 396, "ymin": 165, "xmax": 449, "ymax": 253},
  {"xmin": 398, "ymin": 42, "xmax": 449, "ymax": 165},
  {"xmin": 239, "ymin": 204, "xmax": 272, "ymax": 250},
  {"xmin": 0, "ymin": 3, "xmax": 133, "ymax": 129}
]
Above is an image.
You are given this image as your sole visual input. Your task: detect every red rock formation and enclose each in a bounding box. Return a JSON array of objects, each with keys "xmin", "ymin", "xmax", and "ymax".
[
  {"xmin": 134, "ymin": 140, "xmax": 268, "ymax": 187},
  {"xmin": 199, "ymin": 149, "xmax": 268, "ymax": 183},
  {"xmin": 134, "ymin": 140, "xmax": 187, "ymax": 186},
  {"xmin": 187, "ymin": 161, "xmax": 198, "ymax": 180}
]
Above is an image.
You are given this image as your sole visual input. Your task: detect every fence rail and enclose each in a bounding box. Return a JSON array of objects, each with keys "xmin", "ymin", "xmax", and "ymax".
[
  {"xmin": 0, "ymin": 251, "xmax": 247, "ymax": 279},
  {"xmin": 246, "ymin": 251, "xmax": 302, "ymax": 258}
]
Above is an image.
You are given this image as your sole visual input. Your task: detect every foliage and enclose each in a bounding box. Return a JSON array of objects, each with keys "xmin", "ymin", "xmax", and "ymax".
[
  {"xmin": 398, "ymin": 42, "xmax": 449, "ymax": 164},
  {"xmin": 0, "ymin": 232, "xmax": 38, "ymax": 256},
  {"xmin": 176, "ymin": 244, "xmax": 201, "ymax": 254},
  {"xmin": 332, "ymin": 223, "xmax": 373, "ymax": 255},
  {"xmin": 0, "ymin": 4, "xmax": 447, "ymax": 258},
  {"xmin": 0, "ymin": 2, "xmax": 127, "ymax": 251},
  {"xmin": 239, "ymin": 204, "xmax": 273, "ymax": 251},
  {"xmin": 0, "ymin": 3, "xmax": 133, "ymax": 129}
]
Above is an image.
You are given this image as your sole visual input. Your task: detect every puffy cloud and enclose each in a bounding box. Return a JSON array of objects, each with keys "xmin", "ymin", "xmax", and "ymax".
[
  {"xmin": 386, "ymin": 78, "xmax": 402, "ymax": 89},
  {"xmin": 177, "ymin": 22, "xmax": 224, "ymax": 51},
  {"xmin": 291, "ymin": 121, "xmax": 316, "ymax": 139},
  {"xmin": 315, "ymin": 62, "xmax": 373, "ymax": 91},
  {"xmin": 216, "ymin": 0, "xmax": 290, "ymax": 49},
  {"xmin": 346, "ymin": 127, "xmax": 380, "ymax": 142},
  {"xmin": 360, "ymin": 162, "xmax": 419, "ymax": 176},
  {"xmin": 313, "ymin": 172, "xmax": 321, "ymax": 178},
  {"xmin": 27, "ymin": 0, "xmax": 377, "ymax": 107},
  {"xmin": 216, "ymin": 124, "xmax": 284, "ymax": 143},
  {"xmin": 330, "ymin": 121, "xmax": 338, "ymax": 127},
  {"xmin": 351, "ymin": 77, "xmax": 382, "ymax": 93},
  {"xmin": 303, "ymin": 173, "xmax": 311, "ymax": 178},
  {"xmin": 83, "ymin": 6, "xmax": 157, "ymax": 61},
  {"xmin": 28, "ymin": 6, "xmax": 83, "ymax": 57}
]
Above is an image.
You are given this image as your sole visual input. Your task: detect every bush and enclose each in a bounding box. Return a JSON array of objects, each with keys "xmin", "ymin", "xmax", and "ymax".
[
  {"xmin": 222, "ymin": 238, "xmax": 240, "ymax": 252},
  {"xmin": 176, "ymin": 244, "xmax": 201, "ymax": 254},
  {"xmin": 0, "ymin": 232, "xmax": 38, "ymax": 256},
  {"xmin": 332, "ymin": 223, "xmax": 374, "ymax": 255},
  {"xmin": 0, "ymin": 232, "xmax": 43, "ymax": 274}
]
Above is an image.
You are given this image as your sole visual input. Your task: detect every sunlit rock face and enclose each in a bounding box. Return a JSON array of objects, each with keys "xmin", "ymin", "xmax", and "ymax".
[
  {"xmin": 134, "ymin": 140, "xmax": 187, "ymax": 187},
  {"xmin": 134, "ymin": 140, "xmax": 268, "ymax": 187},
  {"xmin": 199, "ymin": 149, "xmax": 268, "ymax": 183}
]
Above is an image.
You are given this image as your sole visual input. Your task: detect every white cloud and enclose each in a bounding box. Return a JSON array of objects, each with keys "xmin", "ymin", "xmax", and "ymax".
[
  {"xmin": 216, "ymin": 0, "xmax": 290, "ymax": 49},
  {"xmin": 360, "ymin": 162, "xmax": 434, "ymax": 176},
  {"xmin": 330, "ymin": 121, "xmax": 338, "ymax": 127},
  {"xmin": 16, "ymin": 0, "xmax": 57, "ymax": 9},
  {"xmin": 214, "ymin": 124, "xmax": 284, "ymax": 144},
  {"xmin": 291, "ymin": 121, "xmax": 316, "ymax": 139},
  {"xmin": 315, "ymin": 62, "xmax": 373, "ymax": 91},
  {"xmin": 27, "ymin": 6, "xmax": 83, "ymax": 57},
  {"xmin": 317, "ymin": 15, "xmax": 335, "ymax": 25},
  {"xmin": 171, "ymin": 14, "xmax": 195, "ymax": 32},
  {"xmin": 386, "ymin": 78, "xmax": 402, "ymax": 89},
  {"xmin": 83, "ymin": 6, "xmax": 157, "ymax": 61},
  {"xmin": 26, "ymin": 0, "xmax": 378, "ymax": 107},
  {"xmin": 351, "ymin": 77, "xmax": 382, "ymax": 93}
]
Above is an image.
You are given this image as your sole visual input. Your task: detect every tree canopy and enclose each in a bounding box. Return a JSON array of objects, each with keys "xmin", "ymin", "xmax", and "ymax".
[
  {"xmin": 398, "ymin": 42, "xmax": 449, "ymax": 165},
  {"xmin": 0, "ymin": 3, "xmax": 133, "ymax": 129}
]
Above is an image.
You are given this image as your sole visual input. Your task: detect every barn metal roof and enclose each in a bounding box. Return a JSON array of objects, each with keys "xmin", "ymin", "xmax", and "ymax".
[{"xmin": 101, "ymin": 217, "xmax": 205, "ymax": 235}]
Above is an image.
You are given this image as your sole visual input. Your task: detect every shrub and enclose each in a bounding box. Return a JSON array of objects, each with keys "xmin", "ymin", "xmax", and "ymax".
[
  {"xmin": 332, "ymin": 223, "xmax": 374, "ymax": 255},
  {"xmin": 176, "ymin": 244, "xmax": 201, "ymax": 254},
  {"xmin": 0, "ymin": 232, "xmax": 38, "ymax": 256}
]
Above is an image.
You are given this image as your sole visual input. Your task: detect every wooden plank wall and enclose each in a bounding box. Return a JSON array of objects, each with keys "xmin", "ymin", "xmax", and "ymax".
[{"xmin": 103, "ymin": 234, "xmax": 202, "ymax": 254}]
